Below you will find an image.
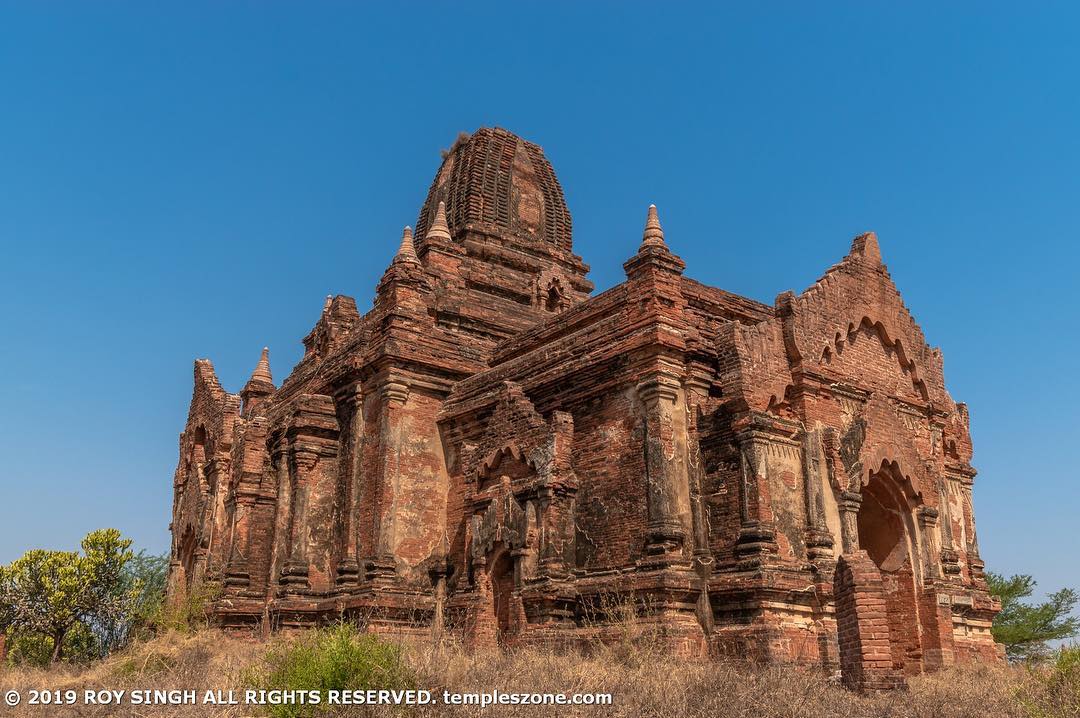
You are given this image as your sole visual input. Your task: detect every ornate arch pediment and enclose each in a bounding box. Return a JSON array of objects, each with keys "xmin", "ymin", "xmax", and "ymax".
[
  {"xmin": 779, "ymin": 235, "xmax": 949, "ymax": 407},
  {"xmin": 721, "ymin": 237, "xmax": 956, "ymax": 415},
  {"xmin": 461, "ymin": 382, "xmax": 576, "ymax": 493},
  {"xmin": 818, "ymin": 317, "xmax": 930, "ymax": 401},
  {"xmin": 835, "ymin": 393, "xmax": 929, "ymax": 501}
]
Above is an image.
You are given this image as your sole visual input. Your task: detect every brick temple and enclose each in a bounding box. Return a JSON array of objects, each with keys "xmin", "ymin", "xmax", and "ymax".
[{"xmin": 167, "ymin": 128, "xmax": 1001, "ymax": 689}]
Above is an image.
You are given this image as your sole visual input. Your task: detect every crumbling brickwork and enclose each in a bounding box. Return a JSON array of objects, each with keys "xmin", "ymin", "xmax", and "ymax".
[
  {"xmin": 167, "ymin": 127, "xmax": 1002, "ymax": 685},
  {"xmin": 834, "ymin": 552, "xmax": 906, "ymax": 691}
]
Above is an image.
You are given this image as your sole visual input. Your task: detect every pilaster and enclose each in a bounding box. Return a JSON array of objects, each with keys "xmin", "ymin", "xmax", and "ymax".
[
  {"xmin": 334, "ymin": 383, "xmax": 364, "ymax": 588},
  {"xmin": 733, "ymin": 426, "xmax": 780, "ymax": 566},
  {"xmin": 838, "ymin": 491, "xmax": 863, "ymax": 555},
  {"xmin": 279, "ymin": 448, "xmax": 312, "ymax": 593},
  {"xmin": 223, "ymin": 497, "xmax": 253, "ymax": 590},
  {"xmin": 802, "ymin": 429, "xmax": 835, "ymax": 565},
  {"xmin": 368, "ymin": 377, "xmax": 410, "ymax": 584},
  {"xmin": 638, "ymin": 371, "xmax": 692, "ymax": 562}
]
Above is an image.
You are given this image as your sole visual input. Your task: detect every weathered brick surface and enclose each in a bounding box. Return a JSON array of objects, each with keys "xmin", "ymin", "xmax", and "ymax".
[
  {"xmin": 834, "ymin": 552, "xmax": 906, "ymax": 691},
  {"xmin": 167, "ymin": 128, "xmax": 1001, "ymax": 685}
]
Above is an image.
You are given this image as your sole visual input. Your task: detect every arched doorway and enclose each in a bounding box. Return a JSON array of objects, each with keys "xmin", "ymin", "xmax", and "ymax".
[
  {"xmin": 488, "ymin": 546, "xmax": 516, "ymax": 645},
  {"xmin": 856, "ymin": 463, "xmax": 923, "ymax": 674}
]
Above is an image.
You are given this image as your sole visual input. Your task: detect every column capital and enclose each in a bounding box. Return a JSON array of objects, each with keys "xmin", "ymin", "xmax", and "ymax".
[
  {"xmin": 838, "ymin": 491, "xmax": 863, "ymax": 513},
  {"xmin": 636, "ymin": 374, "xmax": 680, "ymax": 407},
  {"xmin": 917, "ymin": 506, "xmax": 939, "ymax": 527},
  {"xmin": 334, "ymin": 381, "xmax": 364, "ymax": 405},
  {"xmin": 291, "ymin": 447, "xmax": 321, "ymax": 471},
  {"xmin": 683, "ymin": 368, "xmax": 712, "ymax": 400},
  {"xmin": 380, "ymin": 379, "xmax": 410, "ymax": 405}
]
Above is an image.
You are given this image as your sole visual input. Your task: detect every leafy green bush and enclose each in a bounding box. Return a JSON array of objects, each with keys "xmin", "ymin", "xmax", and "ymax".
[
  {"xmin": 1019, "ymin": 646, "xmax": 1080, "ymax": 718},
  {"xmin": 6, "ymin": 623, "xmax": 99, "ymax": 667},
  {"xmin": 245, "ymin": 623, "xmax": 415, "ymax": 718}
]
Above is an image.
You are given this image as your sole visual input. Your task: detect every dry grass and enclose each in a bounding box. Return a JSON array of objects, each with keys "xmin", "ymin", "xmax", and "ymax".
[
  {"xmin": 408, "ymin": 638, "xmax": 1027, "ymax": 718},
  {"xmin": 0, "ymin": 629, "xmax": 257, "ymax": 718},
  {"xmin": 0, "ymin": 629, "xmax": 1063, "ymax": 718}
]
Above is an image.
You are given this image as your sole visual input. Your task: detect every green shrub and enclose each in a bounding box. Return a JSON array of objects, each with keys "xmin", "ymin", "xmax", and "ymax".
[
  {"xmin": 1019, "ymin": 646, "xmax": 1080, "ymax": 717},
  {"xmin": 245, "ymin": 623, "xmax": 415, "ymax": 718},
  {"xmin": 6, "ymin": 623, "xmax": 99, "ymax": 667}
]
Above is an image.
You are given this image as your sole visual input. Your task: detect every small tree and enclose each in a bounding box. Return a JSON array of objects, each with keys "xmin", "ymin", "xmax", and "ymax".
[
  {"xmin": 0, "ymin": 529, "xmax": 137, "ymax": 663},
  {"xmin": 92, "ymin": 550, "xmax": 169, "ymax": 655},
  {"xmin": 988, "ymin": 572, "xmax": 1079, "ymax": 661}
]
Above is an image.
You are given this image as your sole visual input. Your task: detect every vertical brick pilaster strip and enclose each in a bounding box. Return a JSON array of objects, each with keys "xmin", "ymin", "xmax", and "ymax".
[
  {"xmin": 204, "ymin": 456, "xmax": 231, "ymax": 578},
  {"xmin": 685, "ymin": 374, "xmax": 712, "ymax": 559},
  {"xmin": 369, "ymin": 379, "xmax": 409, "ymax": 581},
  {"xmin": 638, "ymin": 374, "xmax": 689, "ymax": 557},
  {"xmin": 838, "ymin": 491, "xmax": 862, "ymax": 554},
  {"xmin": 268, "ymin": 443, "xmax": 290, "ymax": 590},
  {"xmin": 224, "ymin": 499, "xmax": 252, "ymax": 589},
  {"xmin": 280, "ymin": 444, "xmax": 311, "ymax": 591},
  {"xmin": 734, "ymin": 433, "xmax": 779, "ymax": 563},
  {"xmin": 937, "ymin": 477, "xmax": 961, "ymax": 576},
  {"xmin": 959, "ymin": 476, "xmax": 986, "ymax": 585},
  {"xmin": 336, "ymin": 385, "xmax": 363, "ymax": 587},
  {"xmin": 802, "ymin": 430, "xmax": 835, "ymax": 563}
]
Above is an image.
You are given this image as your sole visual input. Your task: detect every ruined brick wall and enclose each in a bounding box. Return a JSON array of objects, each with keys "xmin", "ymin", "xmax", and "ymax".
[
  {"xmin": 169, "ymin": 361, "xmax": 241, "ymax": 593},
  {"xmin": 834, "ymin": 552, "xmax": 906, "ymax": 691}
]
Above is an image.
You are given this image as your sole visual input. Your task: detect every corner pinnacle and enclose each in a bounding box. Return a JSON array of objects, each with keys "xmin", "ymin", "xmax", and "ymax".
[
  {"xmin": 395, "ymin": 226, "xmax": 419, "ymax": 263},
  {"xmin": 426, "ymin": 201, "xmax": 451, "ymax": 242},
  {"xmin": 641, "ymin": 204, "xmax": 666, "ymax": 249},
  {"xmin": 249, "ymin": 347, "xmax": 273, "ymax": 385}
]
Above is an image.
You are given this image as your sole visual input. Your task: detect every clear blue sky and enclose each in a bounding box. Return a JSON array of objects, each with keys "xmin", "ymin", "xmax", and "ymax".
[{"xmin": 1, "ymin": 3, "xmax": 1077, "ymax": 602}]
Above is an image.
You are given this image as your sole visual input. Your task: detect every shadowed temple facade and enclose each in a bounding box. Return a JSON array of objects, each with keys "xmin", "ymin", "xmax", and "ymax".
[{"xmin": 167, "ymin": 127, "xmax": 1002, "ymax": 689}]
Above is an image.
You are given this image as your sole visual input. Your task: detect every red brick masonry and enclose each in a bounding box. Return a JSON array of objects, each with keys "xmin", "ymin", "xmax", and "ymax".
[{"xmin": 168, "ymin": 128, "xmax": 1002, "ymax": 688}]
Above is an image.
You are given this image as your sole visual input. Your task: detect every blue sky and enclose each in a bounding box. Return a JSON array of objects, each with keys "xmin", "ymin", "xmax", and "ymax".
[{"xmin": 0, "ymin": 3, "xmax": 1076, "ymax": 602}]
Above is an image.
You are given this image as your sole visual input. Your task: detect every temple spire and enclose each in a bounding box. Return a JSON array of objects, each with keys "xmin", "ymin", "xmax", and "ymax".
[
  {"xmin": 241, "ymin": 346, "xmax": 275, "ymax": 414},
  {"xmin": 250, "ymin": 347, "xmax": 273, "ymax": 385},
  {"xmin": 641, "ymin": 204, "xmax": 666, "ymax": 249},
  {"xmin": 394, "ymin": 226, "xmax": 419, "ymax": 264},
  {"xmin": 377, "ymin": 223, "xmax": 428, "ymax": 299},
  {"xmin": 624, "ymin": 202, "xmax": 684, "ymax": 280},
  {"xmin": 426, "ymin": 201, "xmax": 451, "ymax": 242}
]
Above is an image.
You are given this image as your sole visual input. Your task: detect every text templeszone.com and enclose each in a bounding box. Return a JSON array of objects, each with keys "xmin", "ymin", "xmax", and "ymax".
[{"xmin": 16, "ymin": 689, "xmax": 614, "ymax": 708}]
